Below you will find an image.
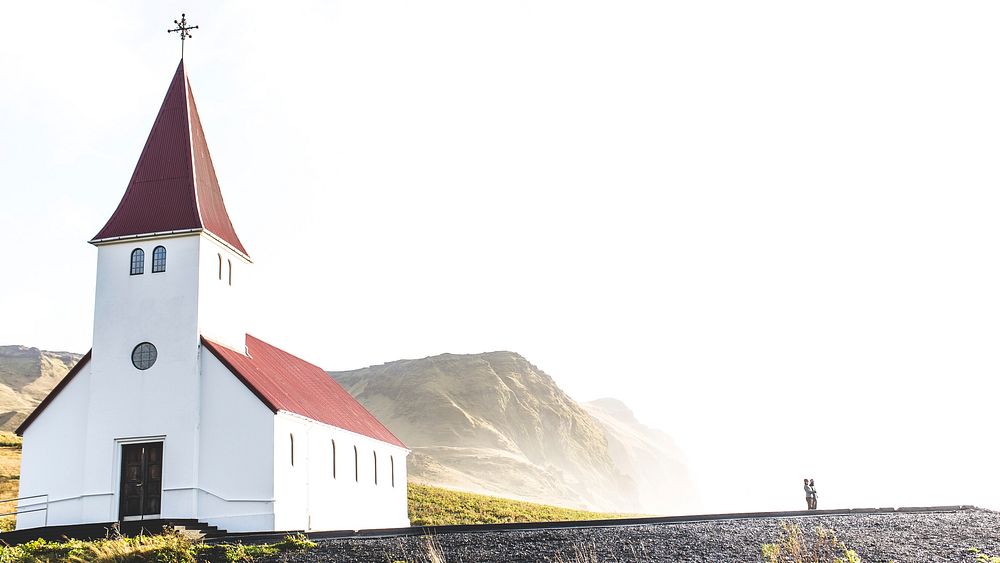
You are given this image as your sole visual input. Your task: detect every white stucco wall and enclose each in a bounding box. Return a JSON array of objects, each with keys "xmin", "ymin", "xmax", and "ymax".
[
  {"xmin": 86, "ymin": 236, "xmax": 204, "ymax": 524},
  {"xmin": 273, "ymin": 412, "xmax": 409, "ymax": 532},
  {"xmin": 17, "ymin": 363, "xmax": 92, "ymax": 529},
  {"xmin": 197, "ymin": 349, "xmax": 275, "ymax": 532},
  {"xmin": 197, "ymin": 235, "xmax": 250, "ymax": 353}
]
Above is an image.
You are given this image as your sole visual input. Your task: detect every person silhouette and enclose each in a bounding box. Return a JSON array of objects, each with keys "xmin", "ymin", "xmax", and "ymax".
[
  {"xmin": 803, "ymin": 478, "xmax": 813, "ymax": 510},
  {"xmin": 809, "ymin": 479, "xmax": 818, "ymax": 510}
]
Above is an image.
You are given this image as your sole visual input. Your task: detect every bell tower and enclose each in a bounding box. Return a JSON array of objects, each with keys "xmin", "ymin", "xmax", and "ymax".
[{"xmin": 90, "ymin": 59, "xmax": 251, "ymax": 371}]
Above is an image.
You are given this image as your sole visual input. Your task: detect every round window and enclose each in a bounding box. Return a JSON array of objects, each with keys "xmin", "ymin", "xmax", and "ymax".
[{"xmin": 131, "ymin": 342, "xmax": 157, "ymax": 370}]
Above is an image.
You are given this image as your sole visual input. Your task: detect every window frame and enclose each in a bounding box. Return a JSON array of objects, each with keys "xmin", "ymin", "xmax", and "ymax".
[
  {"xmin": 130, "ymin": 248, "xmax": 145, "ymax": 276},
  {"xmin": 152, "ymin": 246, "xmax": 167, "ymax": 273},
  {"xmin": 131, "ymin": 342, "xmax": 157, "ymax": 370}
]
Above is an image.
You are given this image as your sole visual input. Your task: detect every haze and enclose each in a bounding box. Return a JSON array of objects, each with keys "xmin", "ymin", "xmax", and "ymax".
[{"xmin": 2, "ymin": 1, "xmax": 998, "ymax": 514}]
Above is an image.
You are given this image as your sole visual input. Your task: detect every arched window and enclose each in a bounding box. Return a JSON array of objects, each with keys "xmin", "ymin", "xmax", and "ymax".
[
  {"xmin": 228, "ymin": 259, "xmax": 233, "ymax": 286},
  {"xmin": 391, "ymin": 455, "xmax": 395, "ymax": 488},
  {"xmin": 152, "ymin": 246, "xmax": 167, "ymax": 273},
  {"xmin": 130, "ymin": 248, "xmax": 144, "ymax": 275},
  {"xmin": 331, "ymin": 440, "xmax": 337, "ymax": 478},
  {"xmin": 373, "ymin": 451, "xmax": 378, "ymax": 485},
  {"xmin": 217, "ymin": 254, "xmax": 222, "ymax": 280},
  {"xmin": 290, "ymin": 434, "xmax": 295, "ymax": 466},
  {"xmin": 354, "ymin": 446, "xmax": 359, "ymax": 482}
]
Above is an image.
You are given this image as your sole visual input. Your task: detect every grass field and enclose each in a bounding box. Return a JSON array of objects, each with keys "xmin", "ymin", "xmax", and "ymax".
[
  {"xmin": 0, "ymin": 433, "xmax": 21, "ymax": 531},
  {"xmin": 407, "ymin": 482, "xmax": 628, "ymax": 525},
  {"xmin": 0, "ymin": 434, "xmax": 626, "ymax": 530}
]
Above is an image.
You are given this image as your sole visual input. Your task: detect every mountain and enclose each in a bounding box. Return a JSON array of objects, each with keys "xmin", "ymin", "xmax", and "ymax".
[
  {"xmin": 0, "ymin": 346, "xmax": 83, "ymax": 432},
  {"xmin": 0, "ymin": 346, "xmax": 698, "ymax": 514},
  {"xmin": 583, "ymin": 398, "xmax": 699, "ymax": 515},
  {"xmin": 331, "ymin": 351, "xmax": 697, "ymax": 514}
]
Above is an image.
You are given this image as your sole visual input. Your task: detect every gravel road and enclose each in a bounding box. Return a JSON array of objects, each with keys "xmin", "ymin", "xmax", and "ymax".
[{"xmin": 261, "ymin": 509, "xmax": 1000, "ymax": 562}]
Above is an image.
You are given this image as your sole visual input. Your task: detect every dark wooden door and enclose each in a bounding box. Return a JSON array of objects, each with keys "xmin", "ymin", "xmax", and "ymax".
[{"xmin": 119, "ymin": 442, "xmax": 163, "ymax": 519}]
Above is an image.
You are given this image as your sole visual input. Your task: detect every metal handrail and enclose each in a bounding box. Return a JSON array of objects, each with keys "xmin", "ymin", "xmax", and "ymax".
[
  {"xmin": 0, "ymin": 494, "xmax": 48, "ymax": 527},
  {"xmin": 0, "ymin": 494, "xmax": 49, "ymax": 503}
]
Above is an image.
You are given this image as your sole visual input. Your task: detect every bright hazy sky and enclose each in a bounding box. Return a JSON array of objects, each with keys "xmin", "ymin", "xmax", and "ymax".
[{"xmin": 2, "ymin": 2, "xmax": 999, "ymax": 514}]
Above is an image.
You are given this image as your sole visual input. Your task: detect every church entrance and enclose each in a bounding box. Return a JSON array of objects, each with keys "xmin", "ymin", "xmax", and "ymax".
[{"xmin": 118, "ymin": 442, "xmax": 163, "ymax": 521}]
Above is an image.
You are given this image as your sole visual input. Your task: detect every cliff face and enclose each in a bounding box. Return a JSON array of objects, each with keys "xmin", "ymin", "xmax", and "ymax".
[
  {"xmin": 0, "ymin": 346, "xmax": 83, "ymax": 431},
  {"xmin": 583, "ymin": 398, "xmax": 700, "ymax": 514},
  {"xmin": 332, "ymin": 351, "xmax": 697, "ymax": 514}
]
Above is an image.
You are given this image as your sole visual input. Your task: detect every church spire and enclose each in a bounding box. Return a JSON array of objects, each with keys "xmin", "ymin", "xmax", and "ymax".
[{"xmin": 92, "ymin": 60, "xmax": 249, "ymax": 258}]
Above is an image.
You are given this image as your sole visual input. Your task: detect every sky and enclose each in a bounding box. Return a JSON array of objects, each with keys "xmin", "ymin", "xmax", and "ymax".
[{"xmin": 2, "ymin": 1, "xmax": 999, "ymax": 514}]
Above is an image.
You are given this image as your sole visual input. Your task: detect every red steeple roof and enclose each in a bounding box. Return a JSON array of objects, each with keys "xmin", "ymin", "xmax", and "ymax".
[{"xmin": 92, "ymin": 60, "xmax": 248, "ymax": 257}]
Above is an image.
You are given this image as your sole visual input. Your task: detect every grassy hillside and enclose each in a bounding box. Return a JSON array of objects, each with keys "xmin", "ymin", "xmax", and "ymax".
[
  {"xmin": 331, "ymin": 351, "xmax": 644, "ymax": 512},
  {"xmin": 407, "ymin": 482, "xmax": 628, "ymax": 526},
  {"xmin": 0, "ymin": 441, "xmax": 626, "ymax": 531},
  {"xmin": 0, "ymin": 347, "xmax": 82, "ymax": 432},
  {"xmin": 0, "ymin": 433, "xmax": 22, "ymax": 531}
]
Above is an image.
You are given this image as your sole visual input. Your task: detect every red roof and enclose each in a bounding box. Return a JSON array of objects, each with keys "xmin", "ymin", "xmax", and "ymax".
[
  {"xmin": 92, "ymin": 60, "xmax": 248, "ymax": 257},
  {"xmin": 203, "ymin": 335, "xmax": 406, "ymax": 448},
  {"xmin": 18, "ymin": 338, "xmax": 404, "ymax": 449}
]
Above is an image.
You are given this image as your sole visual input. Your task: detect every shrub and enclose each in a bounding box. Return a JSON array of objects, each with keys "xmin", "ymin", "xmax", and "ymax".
[
  {"xmin": 762, "ymin": 523, "xmax": 861, "ymax": 563},
  {"xmin": 967, "ymin": 547, "xmax": 1000, "ymax": 563}
]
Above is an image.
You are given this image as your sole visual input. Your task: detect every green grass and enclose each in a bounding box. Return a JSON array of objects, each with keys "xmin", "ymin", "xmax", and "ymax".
[
  {"xmin": 0, "ymin": 530, "xmax": 316, "ymax": 562},
  {"xmin": 0, "ymin": 435, "xmax": 22, "ymax": 532},
  {"xmin": 0, "ymin": 433, "xmax": 22, "ymax": 449},
  {"xmin": 407, "ymin": 482, "xmax": 633, "ymax": 526},
  {"xmin": 967, "ymin": 547, "xmax": 1000, "ymax": 563}
]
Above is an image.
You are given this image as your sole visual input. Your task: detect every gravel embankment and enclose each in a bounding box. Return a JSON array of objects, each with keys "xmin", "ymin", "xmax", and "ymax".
[{"xmin": 262, "ymin": 509, "xmax": 1000, "ymax": 562}]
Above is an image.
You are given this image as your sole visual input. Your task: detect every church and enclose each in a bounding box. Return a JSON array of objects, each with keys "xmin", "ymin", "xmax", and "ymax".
[{"xmin": 14, "ymin": 58, "xmax": 409, "ymax": 533}]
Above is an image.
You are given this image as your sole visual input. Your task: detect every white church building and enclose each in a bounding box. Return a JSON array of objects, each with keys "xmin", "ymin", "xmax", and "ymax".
[{"xmin": 15, "ymin": 59, "xmax": 409, "ymax": 533}]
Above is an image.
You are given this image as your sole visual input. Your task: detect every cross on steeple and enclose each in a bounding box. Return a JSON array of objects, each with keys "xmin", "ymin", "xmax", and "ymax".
[{"xmin": 168, "ymin": 13, "xmax": 199, "ymax": 59}]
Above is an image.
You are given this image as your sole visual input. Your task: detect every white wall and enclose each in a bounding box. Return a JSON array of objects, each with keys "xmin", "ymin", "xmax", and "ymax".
[
  {"xmin": 197, "ymin": 235, "xmax": 250, "ymax": 352},
  {"xmin": 273, "ymin": 412, "xmax": 409, "ymax": 532},
  {"xmin": 197, "ymin": 349, "xmax": 275, "ymax": 532},
  {"xmin": 17, "ymin": 363, "xmax": 92, "ymax": 529},
  {"xmin": 86, "ymin": 235, "xmax": 204, "ymax": 523}
]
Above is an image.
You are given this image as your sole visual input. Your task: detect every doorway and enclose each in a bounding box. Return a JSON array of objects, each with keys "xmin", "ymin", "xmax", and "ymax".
[{"xmin": 119, "ymin": 442, "xmax": 163, "ymax": 521}]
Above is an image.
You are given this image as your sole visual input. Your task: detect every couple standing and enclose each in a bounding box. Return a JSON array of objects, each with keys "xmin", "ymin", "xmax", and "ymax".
[{"xmin": 803, "ymin": 478, "xmax": 818, "ymax": 510}]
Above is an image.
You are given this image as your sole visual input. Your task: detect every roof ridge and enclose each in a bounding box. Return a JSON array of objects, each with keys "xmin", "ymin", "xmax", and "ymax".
[{"xmin": 183, "ymin": 61, "xmax": 203, "ymax": 237}]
